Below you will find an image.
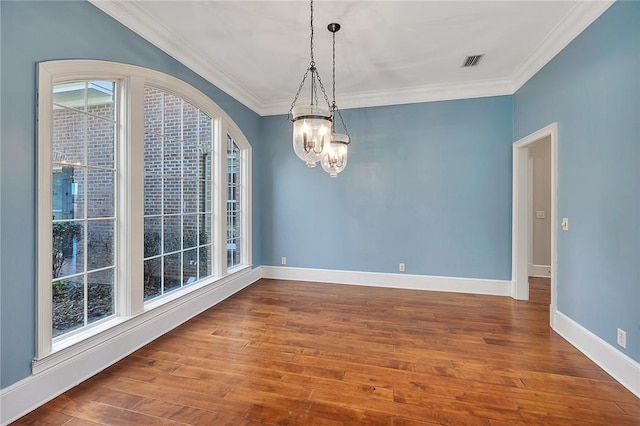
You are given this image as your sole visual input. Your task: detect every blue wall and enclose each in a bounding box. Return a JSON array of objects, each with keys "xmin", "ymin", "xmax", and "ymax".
[
  {"xmin": 0, "ymin": 1, "xmax": 262, "ymax": 388},
  {"xmin": 260, "ymin": 96, "xmax": 514, "ymax": 280},
  {"xmin": 514, "ymin": 1, "xmax": 640, "ymax": 361}
]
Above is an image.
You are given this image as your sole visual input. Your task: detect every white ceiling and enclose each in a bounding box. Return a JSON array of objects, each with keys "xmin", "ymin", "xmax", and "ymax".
[{"xmin": 90, "ymin": 1, "xmax": 613, "ymax": 116}]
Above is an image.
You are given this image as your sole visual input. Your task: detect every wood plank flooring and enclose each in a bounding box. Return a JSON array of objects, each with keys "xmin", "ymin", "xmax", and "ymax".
[{"xmin": 14, "ymin": 277, "xmax": 640, "ymax": 425}]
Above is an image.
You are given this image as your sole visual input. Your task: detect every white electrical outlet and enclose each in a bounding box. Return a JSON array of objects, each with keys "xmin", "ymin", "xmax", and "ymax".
[
  {"xmin": 561, "ymin": 217, "xmax": 569, "ymax": 231},
  {"xmin": 281, "ymin": 257, "xmax": 287, "ymax": 265},
  {"xmin": 399, "ymin": 263, "xmax": 405, "ymax": 272},
  {"xmin": 617, "ymin": 328, "xmax": 626, "ymax": 348}
]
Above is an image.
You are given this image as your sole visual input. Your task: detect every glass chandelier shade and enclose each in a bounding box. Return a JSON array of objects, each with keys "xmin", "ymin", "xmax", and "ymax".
[
  {"xmin": 292, "ymin": 104, "xmax": 332, "ymax": 167},
  {"xmin": 321, "ymin": 133, "xmax": 349, "ymax": 177}
]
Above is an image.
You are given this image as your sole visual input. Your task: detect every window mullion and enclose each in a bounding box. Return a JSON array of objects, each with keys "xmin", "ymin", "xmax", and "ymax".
[
  {"xmin": 119, "ymin": 76, "xmax": 145, "ymax": 316},
  {"xmin": 243, "ymin": 147, "xmax": 252, "ymax": 267},
  {"xmin": 213, "ymin": 119, "xmax": 226, "ymax": 277},
  {"xmin": 36, "ymin": 65, "xmax": 55, "ymax": 359}
]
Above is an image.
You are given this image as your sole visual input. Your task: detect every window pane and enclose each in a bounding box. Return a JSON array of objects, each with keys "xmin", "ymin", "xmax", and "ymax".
[
  {"xmin": 52, "ymin": 276, "xmax": 84, "ymax": 337},
  {"xmin": 183, "ymin": 179, "xmax": 198, "ymax": 213},
  {"xmin": 183, "ymin": 248, "xmax": 198, "ymax": 285},
  {"xmin": 204, "ymin": 152, "xmax": 212, "ymax": 181},
  {"xmin": 52, "ymin": 166, "xmax": 84, "ymax": 220},
  {"xmin": 52, "ymin": 221, "xmax": 84, "ymax": 279},
  {"xmin": 144, "ymin": 217, "xmax": 162, "ymax": 258},
  {"xmin": 70, "ymin": 168, "xmax": 86, "ymax": 220},
  {"xmin": 144, "ymin": 257, "xmax": 161, "ymax": 300},
  {"xmin": 227, "ymin": 211, "xmax": 239, "ymax": 240},
  {"xmin": 183, "ymin": 143, "xmax": 200, "ymax": 178},
  {"xmin": 228, "ymin": 185, "xmax": 240, "ymax": 206},
  {"xmin": 198, "ymin": 112, "xmax": 212, "ymax": 148},
  {"xmin": 228, "ymin": 225, "xmax": 240, "ymax": 269},
  {"xmin": 163, "ymin": 178, "xmax": 181, "ymax": 214},
  {"xmin": 226, "ymin": 136, "xmax": 241, "ymax": 269},
  {"xmin": 53, "ymin": 82, "xmax": 87, "ymax": 112},
  {"xmin": 87, "ymin": 168, "xmax": 114, "ymax": 218},
  {"xmin": 199, "ymin": 180, "xmax": 211, "ymax": 213},
  {"xmin": 85, "ymin": 81, "xmax": 115, "ymax": 119},
  {"xmin": 227, "ymin": 199, "xmax": 240, "ymax": 214},
  {"xmin": 87, "ymin": 115, "xmax": 115, "ymax": 168},
  {"xmin": 144, "ymin": 133, "xmax": 162, "ymax": 176},
  {"xmin": 87, "ymin": 268, "xmax": 114, "ymax": 324},
  {"xmin": 199, "ymin": 214, "xmax": 211, "ymax": 246},
  {"xmin": 164, "ymin": 253, "xmax": 181, "ymax": 293},
  {"xmin": 144, "ymin": 175, "xmax": 162, "ymax": 215},
  {"xmin": 183, "ymin": 214, "xmax": 198, "ymax": 250},
  {"xmin": 182, "ymin": 102, "xmax": 199, "ymax": 145},
  {"xmin": 227, "ymin": 246, "xmax": 237, "ymax": 269},
  {"xmin": 163, "ymin": 93, "xmax": 182, "ymax": 141},
  {"xmin": 144, "ymin": 86, "xmax": 163, "ymax": 134},
  {"xmin": 163, "ymin": 215, "xmax": 181, "ymax": 253},
  {"xmin": 199, "ymin": 245, "xmax": 211, "ymax": 278},
  {"xmin": 87, "ymin": 220, "xmax": 114, "ymax": 270},
  {"xmin": 53, "ymin": 107, "xmax": 85, "ymax": 165},
  {"xmin": 163, "ymin": 137, "xmax": 182, "ymax": 177}
]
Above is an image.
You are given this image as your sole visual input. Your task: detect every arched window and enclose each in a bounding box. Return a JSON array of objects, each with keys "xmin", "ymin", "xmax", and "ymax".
[{"xmin": 36, "ymin": 60, "xmax": 251, "ymax": 361}]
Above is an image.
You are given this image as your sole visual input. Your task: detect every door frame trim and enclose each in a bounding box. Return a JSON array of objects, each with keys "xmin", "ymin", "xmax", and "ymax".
[{"xmin": 512, "ymin": 123, "xmax": 558, "ymax": 326}]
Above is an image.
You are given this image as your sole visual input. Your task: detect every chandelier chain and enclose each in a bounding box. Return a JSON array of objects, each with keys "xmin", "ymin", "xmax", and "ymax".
[
  {"xmin": 288, "ymin": 68, "xmax": 310, "ymax": 117},
  {"xmin": 329, "ymin": 23, "xmax": 350, "ymax": 141},
  {"xmin": 336, "ymin": 107, "xmax": 350, "ymax": 138},
  {"xmin": 332, "ymin": 29, "xmax": 336, "ymax": 106},
  {"xmin": 309, "ymin": 0, "xmax": 314, "ymax": 64},
  {"xmin": 315, "ymin": 71, "xmax": 332, "ymax": 112}
]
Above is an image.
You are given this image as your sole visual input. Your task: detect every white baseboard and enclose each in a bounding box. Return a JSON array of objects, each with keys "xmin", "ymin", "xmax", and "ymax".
[
  {"xmin": 528, "ymin": 263, "xmax": 551, "ymax": 277},
  {"xmin": 261, "ymin": 266, "xmax": 512, "ymax": 297},
  {"xmin": 553, "ymin": 310, "xmax": 640, "ymax": 398},
  {"xmin": 0, "ymin": 266, "xmax": 262, "ymax": 426}
]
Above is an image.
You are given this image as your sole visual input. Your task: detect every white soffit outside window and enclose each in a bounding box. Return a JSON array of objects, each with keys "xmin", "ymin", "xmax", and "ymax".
[{"xmin": 89, "ymin": 0, "xmax": 614, "ymax": 116}]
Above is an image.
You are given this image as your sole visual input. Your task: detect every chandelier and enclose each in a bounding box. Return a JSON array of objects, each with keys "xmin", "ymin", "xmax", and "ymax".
[
  {"xmin": 289, "ymin": 0, "xmax": 350, "ymax": 174},
  {"xmin": 321, "ymin": 22, "xmax": 350, "ymax": 177}
]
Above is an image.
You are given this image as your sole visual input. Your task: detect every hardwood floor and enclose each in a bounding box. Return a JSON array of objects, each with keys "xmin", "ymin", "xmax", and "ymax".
[
  {"xmin": 528, "ymin": 276, "xmax": 551, "ymax": 305},
  {"xmin": 14, "ymin": 278, "xmax": 640, "ymax": 425}
]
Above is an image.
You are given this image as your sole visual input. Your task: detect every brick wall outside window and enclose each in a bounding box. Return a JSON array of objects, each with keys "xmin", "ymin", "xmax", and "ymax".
[{"xmin": 143, "ymin": 86, "xmax": 213, "ymax": 299}]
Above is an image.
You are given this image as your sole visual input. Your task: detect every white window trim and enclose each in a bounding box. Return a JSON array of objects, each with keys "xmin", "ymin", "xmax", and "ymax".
[
  {"xmin": 225, "ymin": 129, "xmax": 251, "ymax": 271},
  {"xmin": 36, "ymin": 60, "xmax": 252, "ymax": 366}
]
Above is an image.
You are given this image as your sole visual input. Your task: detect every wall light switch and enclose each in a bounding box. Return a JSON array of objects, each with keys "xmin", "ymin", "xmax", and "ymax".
[
  {"xmin": 561, "ymin": 218, "xmax": 569, "ymax": 231},
  {"xmin": 536, "ymin": 210, "xmax": 545, "ymax": 219}
]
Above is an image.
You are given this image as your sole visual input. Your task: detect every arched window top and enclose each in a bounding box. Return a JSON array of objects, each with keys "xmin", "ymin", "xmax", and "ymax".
[{"xmin": 39, "ymin": 60, "xmax": 252, "ymax": 152}]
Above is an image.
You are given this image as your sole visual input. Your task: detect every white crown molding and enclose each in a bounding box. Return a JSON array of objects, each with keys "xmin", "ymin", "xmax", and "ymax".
[
  {"xmin": 553, "ymin": 310, "xmax": 640, "ymax": 398},
  {"xmin": 260, "ymin": 78, "xmax": 515, "ymax": 116},
  {"xmin": 88, "ymin": 0, "xmax": 264, "ymax": 114},
  {"xmin": 89, "ymin": 0, "xmax": 613, "ymax": 117},
  {"xmin": 510, "ymin": 0, "xmax": 615, "ymax": 92}
]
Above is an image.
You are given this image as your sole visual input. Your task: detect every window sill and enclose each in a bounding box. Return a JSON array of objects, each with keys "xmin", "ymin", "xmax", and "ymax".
[{"xmin": 32, "ymin": 265, "xmax": 253, "ymax": 375}]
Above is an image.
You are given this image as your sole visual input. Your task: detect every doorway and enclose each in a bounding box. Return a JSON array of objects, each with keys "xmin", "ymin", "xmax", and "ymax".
[{"xmin": 512, "ymin": 123, "xmax": 557, "ymax": 327}]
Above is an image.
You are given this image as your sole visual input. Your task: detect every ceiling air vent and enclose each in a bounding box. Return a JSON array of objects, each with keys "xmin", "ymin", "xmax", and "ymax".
[{"xmin": 462, "ymin": 54, "xmax": 484, "ymax": 67}]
